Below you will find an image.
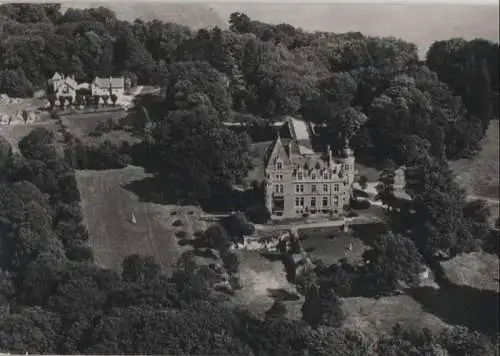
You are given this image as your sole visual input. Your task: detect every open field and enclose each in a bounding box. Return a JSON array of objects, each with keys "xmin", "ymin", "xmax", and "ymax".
[
  {"xmin": 441, "ymin": 252, "xmax": 499, "ymax": 293},
  {"xmin": 450, "ymin": 120, "xmax": 499, "ymax": 200},
  {"xmin": 76, "ymin": 166, "xmax": 207, "ymax": 273},
  {"xmin": 342, "ymin": 295, "xmax": 451, "ymax": 337},
  {"xmin": 61, "ymin": 109, "xmax": 127, "ymax": 138}
]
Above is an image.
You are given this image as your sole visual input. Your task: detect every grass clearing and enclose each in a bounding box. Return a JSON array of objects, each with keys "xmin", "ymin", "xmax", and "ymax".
[
  {"xmin": 342, "ymin": 295, "xmax": 451, "ymax": 337},
  {"xmin": 76, "ymin": 165, "xmax": 207, "ymax": 273},
  {"xmin": 441, "ymin": 252, "xmax": 499, "ymax": 293},
  {"xmin": 0, "ymin": 121, "xmax": 58, "ymax": 151},
  {"xmin": 235, "ymin": 249, "xmax": 301, "ymax": 319},
  {"xmin": 450, "ymin": 119, "xmax": 499, "ymax": 199},
  {"xmin": 61, "ymin": 109, "xmax": 127, "ymax": 138},
  {"xmin": 298, "ymin": 226, "xmax": 367, "ymax": 265}
]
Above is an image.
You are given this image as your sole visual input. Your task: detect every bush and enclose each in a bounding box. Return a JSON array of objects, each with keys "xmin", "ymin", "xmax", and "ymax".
[
  {"xmin": 350, "ymin": 198, "xmax": 371, "ymax": 210},
  {"xmin": 245, "ymin": 203, "xmax": 270, "ymax": 224},
  {"xmin": 175, "ymin": 230, "xmax": 187, "ymax": 239},
  {"xmin": 220, "ymin": 213, "xmax": 255, "ymax": 241},
  {"xmin": 66, "ymin": 244, "xmax": 94, "ymax": 262},
  {"xmin": 205, "ymin": 224, "xmax": 231, "ymax": 250}
]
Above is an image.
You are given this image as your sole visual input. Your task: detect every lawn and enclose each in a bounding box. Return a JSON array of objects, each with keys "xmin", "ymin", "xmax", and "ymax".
[
  {"xmin": 441, "ymin": 252, "xmax": 499, "ymax": 293},
  {"xmin": 342, "ymin": 295, "xmax": 451, "ymax": 337},
  {"xmin": 234, "ymin": 249, "xmax": 302, "ymax": 319},
  {"xmin": 76, "ymin": 165, "xmax": 207, "ymax": 273},
  {"xmin": 298, "ymin": 226, "xmax": 367, "ymax": 265},
  {"xmin": 450, "ymin": 119, "xmax": 499, "ymax": 200},
  {"xmin": 245, "ymin": 141, "xmax": 271, "ymax": 184},
  {"xmin": 61, "ymin": 109, "xmax": 127, "ymax": 138}
]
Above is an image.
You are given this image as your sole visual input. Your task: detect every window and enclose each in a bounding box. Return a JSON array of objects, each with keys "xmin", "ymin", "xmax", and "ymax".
[
  {"xmin": 322, "ymin": 197, "xmax": 328, "ymax": 207},
  {"xmin": 276, "ymin": 160, "xmax": 283, "ymax": 170},
  {"xmin": 323, "ymin": 172, "xmax": 329, "ymax": 179},
  {"xmin": 275, "ymin": 184, "xmax": 284, "ymax": 194},
  {"xmin": 334, "ymin": 184, "xmax": 340, "ymax": 192},
  {"xmin": 311, "ymin": 172, "xmax": 316, "ymax": 180},
  {"xmin": 300, "ymin": 197, "xmax": 304, "ymax": 206},
  {"xmin": 276, "ymin": 174, "xmax": 284, "ymax": 180},
  {"xmin": 297, "ymin": 172, "xmax": 303, "ymax": 180},
  {"xmin": 311, "ymin": 185, "xmax": 317, "ymax": 193},
  {"xmin": 344, "ymin": 164, "xmax": 349, "ymax": 171},
  {"xmin": 311, "ymin": 197, "xmax": 316, "ymax": 207},
  {"xmin": 295, "ymin": 184, "xmax": 304, "ymax": 193},
  {"xmin": 295, "ymin": 197, "xmax": 300, "ymax": 207},
  {"xmin": 323, "ymin": 184, "xmax": 328, "ymax": 193}
]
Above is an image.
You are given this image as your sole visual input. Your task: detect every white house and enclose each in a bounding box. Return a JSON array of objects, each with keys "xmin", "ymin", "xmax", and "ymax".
[
  {"xmin": 50, "ymin": 72, "xmax": 77, "ymax": 102},
  {"xmin": 91, "ymin": 76, "xmax": 125, "ymax": 97}
]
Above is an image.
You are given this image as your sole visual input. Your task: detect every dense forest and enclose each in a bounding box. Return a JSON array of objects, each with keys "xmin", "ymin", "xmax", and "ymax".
[{"xmin": 0, "ymin": 4, "xmax": 499, "ymax": 355}]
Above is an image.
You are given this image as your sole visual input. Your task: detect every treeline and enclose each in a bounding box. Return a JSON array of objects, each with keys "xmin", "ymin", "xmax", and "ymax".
[
  {"xmin": 1, "ymin": 4, "xmax": 498, "ymax": 166},
  {"xmin": 1, "ymin": 130, "xmax": 498, "ymax": 355}
]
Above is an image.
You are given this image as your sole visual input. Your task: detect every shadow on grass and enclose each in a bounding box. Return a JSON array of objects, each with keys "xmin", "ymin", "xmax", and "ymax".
[
  {"xmin": 267, "ymin": 288, "xmax": 301, "ymax": 301},
  {"xmin": 407, "ymin": 283, "xmax": 499, "ymax": 336},
  {"xmin": 123, "ymin": 176, "xmax": 195, "ymax": 205}
]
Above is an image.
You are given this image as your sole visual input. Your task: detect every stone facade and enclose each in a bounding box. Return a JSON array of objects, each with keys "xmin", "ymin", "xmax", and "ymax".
[{"xmin": 264, "ymin": 118, "xmax": 355, "ymax": 220}]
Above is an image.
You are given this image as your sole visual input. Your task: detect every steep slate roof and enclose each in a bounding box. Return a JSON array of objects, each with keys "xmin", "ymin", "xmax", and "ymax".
[
  {"xmin": 65, "ymin": 77, "xmax": 77, "ymax": 89},
  {"xmin": 93, "ymin": 77, "xmax": 124, "ymax": 89}
]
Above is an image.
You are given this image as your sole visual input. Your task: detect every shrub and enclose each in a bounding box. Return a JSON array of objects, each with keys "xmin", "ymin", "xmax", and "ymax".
[
  {"xmin": 220, "ymin": 212, "xmax": 255, "ymax": 241},
  {"xmin": 350, "ymin": 198, "xmax": 371, "ymax": 210},
  {"xmin": 175, "ymin": 230, "xmax": 187, "ymax": 239},
  {"xmin": 245, "ymin": 203, "xmax": 270, "ymax": 224}
]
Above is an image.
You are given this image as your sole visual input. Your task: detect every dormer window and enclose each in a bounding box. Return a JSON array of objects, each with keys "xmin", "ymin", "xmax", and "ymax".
[
  {"xmin": 323, "ymin": 172, "xmax": 329, "ymax": 179},
  {"xmin": 276, "ymin": 159, "xmax": 283, "ymax": 170},
  {"xmin": 311, "ymin": 172, "xmax": 316, "ymax": 180},
  {"xmin": 297, "ymin": 171, "xmax": 303, "ymax": 180}
]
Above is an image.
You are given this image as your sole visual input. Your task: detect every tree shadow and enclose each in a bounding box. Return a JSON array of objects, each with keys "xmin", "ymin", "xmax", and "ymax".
[
  {"xmin": 123, "ymin": 176, "xmax": 195, "ymax": 205},
  {"xmin": 267, "ymin": 288, "xmax": 301, "ymax": 301},
  {"xmin": 407, "ymin": 283, "xmax": 499, "ymax": 336}
]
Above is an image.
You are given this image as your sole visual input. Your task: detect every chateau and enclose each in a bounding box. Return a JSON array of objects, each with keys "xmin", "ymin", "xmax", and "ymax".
[{"xmin": 264, "ymin": 117, "xmax": 355, "ymax": 219}]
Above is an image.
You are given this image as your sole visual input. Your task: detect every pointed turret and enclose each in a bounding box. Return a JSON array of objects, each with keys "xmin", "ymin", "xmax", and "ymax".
[{"xmin": 343, "ymin": 137, "xmax": 354, "ymax": 157}]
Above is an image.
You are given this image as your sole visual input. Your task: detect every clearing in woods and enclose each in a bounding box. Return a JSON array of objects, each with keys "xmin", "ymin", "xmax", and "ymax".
[{"xmin": 76, "ymin": 166, "xmax": 207, "ymax": 273}]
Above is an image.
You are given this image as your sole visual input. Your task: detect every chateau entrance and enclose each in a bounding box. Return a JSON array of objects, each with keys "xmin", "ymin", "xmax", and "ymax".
[{"xmin": 272, "ymin": 197, "xmax": 285, "ymax": 216}]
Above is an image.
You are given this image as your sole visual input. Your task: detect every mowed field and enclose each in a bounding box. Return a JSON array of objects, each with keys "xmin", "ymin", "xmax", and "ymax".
[{"xmin": 76, "ymin": 166, "xmax": 207, "ymax": 273}]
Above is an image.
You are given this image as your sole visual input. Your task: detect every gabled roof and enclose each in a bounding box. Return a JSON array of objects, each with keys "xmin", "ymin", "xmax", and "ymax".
[
  {"xmin": 65, "ymin": 77, "xmax": 77, "ymax": 89},
  {"xmin": 93, "ymin": 77, "xmax": 124, "ymax": 89},
  {"xmin": 264, "ymin": 133, "xmax": 291, "ymax": 169},
  {"xmin": 52, "ymin": 72, "xmax": 62, "ymax": 80}
]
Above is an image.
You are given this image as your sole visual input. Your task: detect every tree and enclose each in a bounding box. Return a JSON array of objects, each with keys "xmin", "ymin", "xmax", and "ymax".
[
  {"xmin": 361, "ymin": 232, "xmax": 424, "ymax": 296},
  {"xmin": 220, "ymin": 213, "xmax": 255, "ymax": 244},
  {"xmin": 205, "ymin": 223, "xmax": 231, "ymax": 251},
  {"xmin": 121, "ymin": 254, "xmax": 162, "ymax": 284},
  {"xmin": 219, "ymin": 249, "xmax": 240, "ymax": 274},
  {"xmin": 302, "ymin": 283, "xmax": 345, "ymax": 329},
  {"xmin": 0, "ymin": 307, "xmax": 61, "ymax": 354},
  {"xmin": 376, "ymin": 159, "xmax": 397, "ymax": 211},
  {"xmin": 358, "ymin": 175, "xmax": 369, "ymax": 190},
  {"xmin": 144, "ymin": 106, "xmax": 251, "ymax": 201}
]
